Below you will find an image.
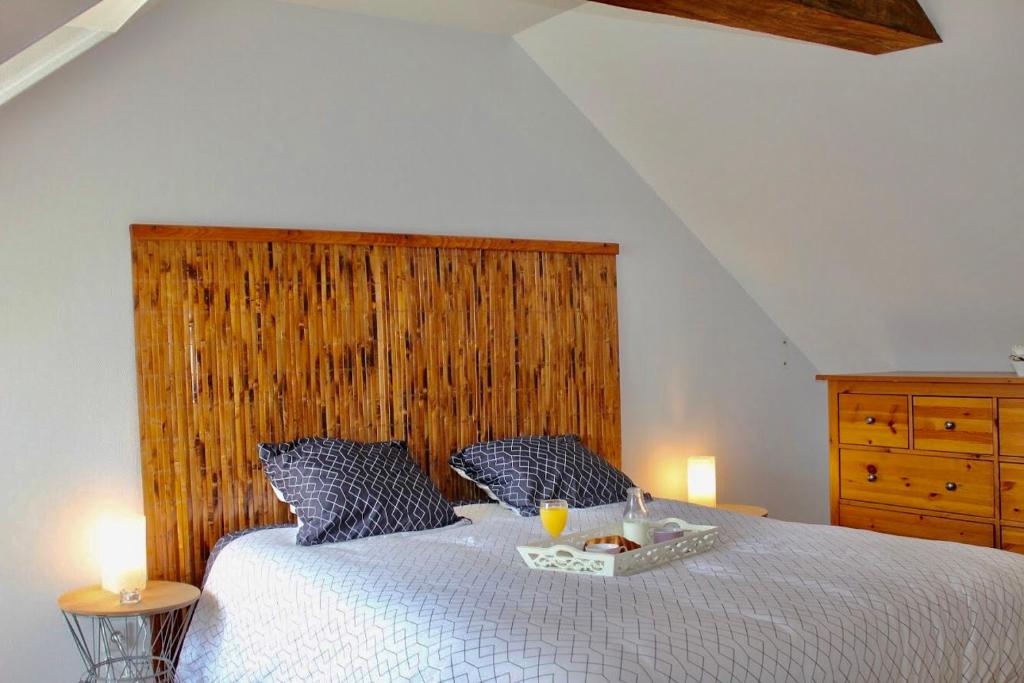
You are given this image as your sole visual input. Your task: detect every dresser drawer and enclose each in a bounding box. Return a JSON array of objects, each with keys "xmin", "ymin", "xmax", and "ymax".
[
  {"xmin": 840, "ymin": 502, "xmax": 993, "ymax": 547},
  {"xmin": 912, "ymin": 396, "xmax": 993, "ymax": 455},
  {"xmin": 838, "ymin": 394, "xmax": 909, "ymax": 448},
  {"xmin": 1001, "ymin": 526, "xmax": 1024, "ymax": 554},
  {"xmin": 1001, "ymin": 399, "xmax": 1024, "ymax": 456},
  {"xmin": 1000, "ymin": 463, "xmax": 1024, "ymax": 523},
  {"xmin": 840, "ymin": 448, "xmax": 994, "ymax": 517}
]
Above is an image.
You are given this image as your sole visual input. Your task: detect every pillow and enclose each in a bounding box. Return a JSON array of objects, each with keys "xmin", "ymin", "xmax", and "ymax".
[
  {"xmin": 259, "ymin": 437, "xmax": 460, "ymax": 546},
  {"xmin": 449, "ymin": 434, "xmax": 641, "ymax": 516}
]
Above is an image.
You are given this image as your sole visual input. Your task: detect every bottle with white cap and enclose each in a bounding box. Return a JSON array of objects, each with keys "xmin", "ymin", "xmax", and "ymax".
[{"xmin": 622, "ymin": 487, "xmax": 650, "ymax": 547}]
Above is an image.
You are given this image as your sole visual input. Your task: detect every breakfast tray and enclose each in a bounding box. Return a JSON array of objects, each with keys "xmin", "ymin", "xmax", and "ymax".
[{"xmin": 517, "ymin": 517, "xmax": 718, "ymax": 577}]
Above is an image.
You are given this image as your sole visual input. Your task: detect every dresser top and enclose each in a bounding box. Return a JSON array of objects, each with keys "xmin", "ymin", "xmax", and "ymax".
[{"xmin": 816, "ymin": 371, "xmax": 1024, "ymax": 384}]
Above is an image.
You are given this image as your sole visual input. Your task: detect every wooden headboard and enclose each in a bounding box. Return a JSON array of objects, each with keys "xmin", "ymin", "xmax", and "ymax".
[{"xmin": 131, "ymin": 225, "xmax": 621, "ymax": 585}]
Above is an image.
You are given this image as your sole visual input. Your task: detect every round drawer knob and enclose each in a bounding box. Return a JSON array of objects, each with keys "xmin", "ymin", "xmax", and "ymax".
[
  {"xmin": 945, "ymin": 481, "xmax": 957, "ymax": 491},
  {"xmin": 867, "ymin": 473, "xmax": 878, "ymax": 482},
  {"xmin": 944, "ymin": 421, "xmax": 956, "ymax": 430},
  {"xmin": 865, "ymin": 416, "xmax": 876, "ymax": 425}
]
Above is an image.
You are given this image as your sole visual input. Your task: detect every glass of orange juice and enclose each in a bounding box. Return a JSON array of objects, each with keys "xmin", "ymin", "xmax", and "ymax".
[{"xmin": 539, "ymin": 499, "xmax": 569, "ymax": 539}]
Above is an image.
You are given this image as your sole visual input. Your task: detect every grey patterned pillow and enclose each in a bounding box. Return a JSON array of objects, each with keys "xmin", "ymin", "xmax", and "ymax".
[
  {"xmin": 259, "ymin": 437, "xmax": 460, "ymax": 546},
  {"xmin": 449, "ymin": 434, "xmax": 640, "ymax": 516}
]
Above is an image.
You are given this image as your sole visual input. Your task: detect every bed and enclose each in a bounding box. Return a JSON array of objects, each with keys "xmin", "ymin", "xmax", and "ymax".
[
  {"xmin": 132, "ymin": 227, "xmax": 1024, "ymax": 681},
  {"xmin": 179, "ymin": 501, "xmax": 1024, "ymax": 682}
]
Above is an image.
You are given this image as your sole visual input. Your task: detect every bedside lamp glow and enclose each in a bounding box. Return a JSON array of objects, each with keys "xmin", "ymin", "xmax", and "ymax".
[
  {"xmin": 98, "ymin": 514, "xmax": 147, "ymax": 604},
  {"xmin": 687, "ymin": 456, "xmax": 717, "ymax": 507}
]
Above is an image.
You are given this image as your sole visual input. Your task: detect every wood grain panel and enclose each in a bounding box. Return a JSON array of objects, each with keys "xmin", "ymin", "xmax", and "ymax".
[
  {"xmin": 912, "ymin": 396, "xmax": 994, "ymax": 455},
  {"xmin": 130, "ymin": 224, "xmax": 619, "ymax": 255},
  {"xmin": 839, "ymin": 502, "xmax": 993, "ymax": 547},
  {"xmin": 822, "ymin": 374, "xmax": 1024, "ymax": 548},
  {"xmin": 818, "ymin": 372, "xmax": 1024, "ymax": 385},
  {"xmin": 838, "ymin": 393, "xmax": 908, "ymax": 448},
  {"xmin": 1001, "ymin": 526, "xmax": 1024, "ymax": 555},
  {"xmin": 132, "ymin": 226, "xmax": 621, "ymax": 585},
  {"xmin": 999, "ymin": 463, "xmax": 1024, "ymax": 524},
  {"xmin": 591, "ymin": 0, "xmax": 941, "ymax": 55},
  {"xmin": 840, "ymin": 449, "xmax": 994, "ymax": 518},
  {"xmin": 1000, "ymin": 399, "xmax": 1024, "ymax": 457}
]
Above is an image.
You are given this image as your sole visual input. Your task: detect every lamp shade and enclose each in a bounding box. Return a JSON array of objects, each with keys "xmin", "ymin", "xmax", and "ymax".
[
  {"xmin": 98, "ymin": 514, "xmax": 148, "ymax": 595},
  {"xmin": 687, "ymin": 456, "xmax": 717, "ymax": 507}
]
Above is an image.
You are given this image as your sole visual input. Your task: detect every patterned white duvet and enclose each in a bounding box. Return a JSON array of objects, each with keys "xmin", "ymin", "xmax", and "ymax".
[{"xmin": 179, "ymin": 500, "xmax": 1024, "ymax": 682}]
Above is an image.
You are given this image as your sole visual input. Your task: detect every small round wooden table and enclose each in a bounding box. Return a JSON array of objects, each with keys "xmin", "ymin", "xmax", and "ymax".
[
  {"xmin": 58, "ymin": 581, "xmax": 200, "ymax": 683},
  {"xmin": 718, "ymin": 503, "xmax": 769, "ymax": 517}
]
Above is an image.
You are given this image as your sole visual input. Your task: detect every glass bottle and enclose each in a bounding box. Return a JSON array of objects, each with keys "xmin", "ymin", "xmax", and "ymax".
[{"xmin": 622, "ymin": 486, "xmax": 650, "ymax": 547}]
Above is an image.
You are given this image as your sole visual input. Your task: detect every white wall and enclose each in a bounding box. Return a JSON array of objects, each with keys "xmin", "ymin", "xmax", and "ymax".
[
  {"xmin": 0, "ymin": 0, "xmax": 825, "ymax": 679},
  {"xmin": 518, "ymin": 0, "xmax": 1024, "ymax": 374}
]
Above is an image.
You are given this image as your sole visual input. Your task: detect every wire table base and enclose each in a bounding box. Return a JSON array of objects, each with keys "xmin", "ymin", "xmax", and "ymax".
[{"xmin": 62, "ymin": 604, "xmax": 196, "ymax": 683}]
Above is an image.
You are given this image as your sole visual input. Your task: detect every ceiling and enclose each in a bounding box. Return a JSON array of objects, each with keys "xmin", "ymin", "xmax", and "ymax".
[
  {"xmin": 518, "ymin": 0, "xmax": 1024, "ymax": 372},
  {"xmin": 0, "ymin": 0, "xmax": 100, "ymax": 63},
  {"xmin": 275, "ymin": 0, "xmax": 583, "ymax": 35},
  {"xmin": 5, "ymin": 0, "xmax": 1019, "ymax": 373},
  {"xmin": 0, "ymin": 0, "xmax": 151, "ymax": 108}
]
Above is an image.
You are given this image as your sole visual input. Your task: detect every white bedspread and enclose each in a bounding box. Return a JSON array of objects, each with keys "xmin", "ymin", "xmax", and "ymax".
[{"xmin": 178, "ymin": 500, "xmax": 1024, "ymax": 682}]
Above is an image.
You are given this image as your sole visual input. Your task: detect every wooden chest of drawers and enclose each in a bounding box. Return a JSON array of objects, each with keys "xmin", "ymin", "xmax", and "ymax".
[{"xmin": 818, "ymin": 372, "xmax": 1024, "ymax": 552}]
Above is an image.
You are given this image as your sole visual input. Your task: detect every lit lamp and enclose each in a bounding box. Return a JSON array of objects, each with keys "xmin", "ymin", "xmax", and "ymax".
[
  {"xmin": 687, "ymin": 456, "xmax": 717, "ymax": 508},
  {"xmin": 98, "ymin": 514, "xmax": 148, "ymax": 604}
]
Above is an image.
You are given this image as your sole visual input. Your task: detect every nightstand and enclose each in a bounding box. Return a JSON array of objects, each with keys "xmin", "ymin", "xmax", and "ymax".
[
  {"xmin": 58, "ymin": 581, "xmax": 200, "ymax": 682},
  {"xmin": 718, "ymin": 503, "xmax": 769, "ymax": 517}
]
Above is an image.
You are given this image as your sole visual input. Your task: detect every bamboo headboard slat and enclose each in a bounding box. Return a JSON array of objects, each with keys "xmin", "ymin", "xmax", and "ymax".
[{"xmin": 131, "ymin": 225, "xmax": 621, "ymax": 585}]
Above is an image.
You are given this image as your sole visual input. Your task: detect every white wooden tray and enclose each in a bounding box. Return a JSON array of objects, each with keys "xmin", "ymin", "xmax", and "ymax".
[{"xmin": 517, "ymin": 517, "xmax": 718, "ymax": 577}]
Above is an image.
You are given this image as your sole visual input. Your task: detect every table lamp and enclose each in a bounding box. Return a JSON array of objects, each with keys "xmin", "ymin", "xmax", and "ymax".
[
  {"xmin": 687, "ymin": 456, "xmax": 717, "ymax": 507},
  {"xmin": 98, "ymin": 513, "xmax": 147, "ymax": 604}
]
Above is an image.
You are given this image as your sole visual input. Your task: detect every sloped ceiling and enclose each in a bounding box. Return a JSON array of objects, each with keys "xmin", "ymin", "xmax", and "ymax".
[
  {"xmin": 0, "ymin": 0, "xmax": 100, "ymax": 62},
  {"xmin": 1, "ymin": 0, "xmax": 152, "ymax": 107},
  {"xmin": 4, "ymin": 0, "xmax": 1018, "ymax": 372},
  {"xmin": 276, "ymin": 0, "xmax": 582, "ymax": 34},
  {"xmin": 518, "ymin": 0, "xmax": 1024, "ymax": 372}
]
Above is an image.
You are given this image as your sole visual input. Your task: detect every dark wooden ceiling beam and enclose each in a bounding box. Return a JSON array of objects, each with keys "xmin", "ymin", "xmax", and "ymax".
[{"xmin": 590, "ymin": 0, "xmax": 941, "ymax": 54}]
